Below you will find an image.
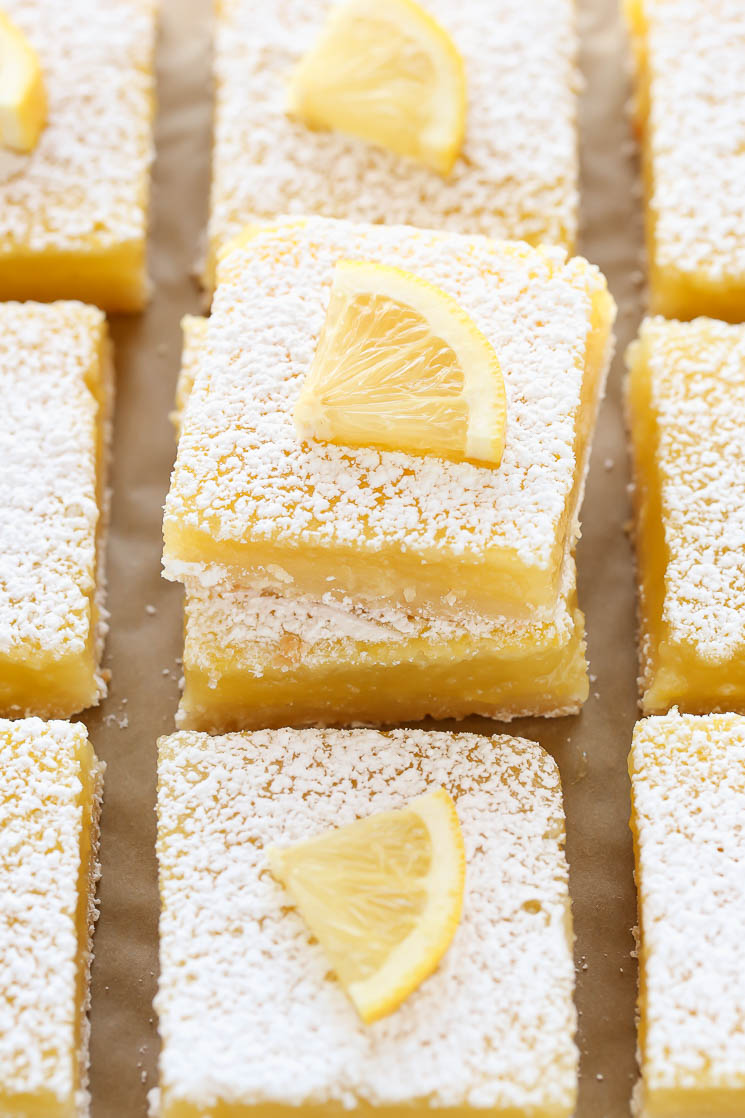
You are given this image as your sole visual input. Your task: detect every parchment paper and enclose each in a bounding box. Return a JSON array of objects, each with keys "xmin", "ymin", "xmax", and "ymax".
[{"xmin": 83, "ymin": 1, "xmax": 645, "ymax": 1113}]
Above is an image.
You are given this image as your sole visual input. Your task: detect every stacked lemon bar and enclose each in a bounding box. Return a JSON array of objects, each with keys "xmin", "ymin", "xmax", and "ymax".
[
  {"xmin": 0, "ymin": 301, "xmax": 112, "ymax": 719},
  {"xmin": 629, "ymin": 711, "xmax": 745, "ymax": 1118},
  {"xmin": 205, "ymin": 0, "xmax": 580, "ymax": 286},
  {"xmin": 0, "ymin": 0, "xmax": 157, "ymax": 310},
  {"xmin": 0, "ymin": 718, "xmax": 104, "ymax": 1118},
  {"xmin": 164, "ymin": 218, "xmax": 614, "ymax": 730},
  {"xmin": 154, "ymin": 726, "xmax": 579, "ymax": 1117},
  {"xmin": 625, "ymin": 0, "xmax": 745, "ymax": 322}
]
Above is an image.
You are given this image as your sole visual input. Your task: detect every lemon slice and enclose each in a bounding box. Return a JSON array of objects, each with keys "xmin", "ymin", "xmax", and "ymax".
[
  {"xmin": 0, "ymin": 11, "xmax": 46, "ymax": 153},
  {"xmin": 294, "ymin": 259, "xmax": 507, "ymax": 468},
  {"xmin": 268, "ymin": 786, "xmax": 466, "ymax": 1024},
  {"xmin": 287, "ymin": 0, "xmax": 466, "ymax": 176}
]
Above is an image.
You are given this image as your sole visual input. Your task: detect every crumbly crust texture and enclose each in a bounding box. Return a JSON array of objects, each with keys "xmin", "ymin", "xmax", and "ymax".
[
  {"xmin": 632, "ymin": 316, "xmax": 745, "ymax": 662},
  {"xmin": 184, "ymin": 559, "xmax": 579, "ymax": 665},
  {"xmin": 165, "ymin": 219, "xmax": 608, "ymax": 574},
  {"xmin": 0, "ymin": 0, "xmax": 156, "ymax": 254},
  {"xmin": 209, "ymin": 0, "xmax": 579, "ymax": 262},
  {"xmin": 639, "ymin": 0, "xmax": 745, "ymax": 283},
  {"xmin": 0, "ymin": 302, "xmax": 107, "ymax": 674},
  {"xmin": 156, "ymin": 727, "xmax": 577, "ymax": 1113},
  {"xmin": 0, "ymin": 717, "xmax": 103, "ymax": 1109},
  {"xmin": 630, "ymin": 711, "xmax": 745, "ymax": 1092}
]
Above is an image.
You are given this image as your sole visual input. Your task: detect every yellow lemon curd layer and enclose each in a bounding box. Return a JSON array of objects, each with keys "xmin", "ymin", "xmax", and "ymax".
[
  {"xmin": 0, "ymin": 302, "xmax": 112, "ymax": 718},
  {"xmin": 626, "ymin": 317, "xmax": 745, "ymax": 714},
  {"xmin": 0, "ymin": 718, "xmax": 104, "ymax": 1117},
  {"xmin": 155, "ymin": 728, "xmax": 577, "ymax": 1116},
  {"xmin": 164, "ymin": 220, "xmax": 614, "ymax": 623},
  {"xmin": 0, "ymin": 0, "xmax": 156, "ymax": 311},
  {"xmin": 629, "ymin": 712, "xmax": 745, "ymax": 1117},
  {"xmin": 624, "ymin": 0, "xmax": 745, "ymax": 322}
]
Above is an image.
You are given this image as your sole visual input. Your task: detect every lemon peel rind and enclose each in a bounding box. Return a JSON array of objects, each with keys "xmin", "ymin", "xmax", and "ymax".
[{"xmin": 347, "ymin": 786, "xmax": 466, "ymax": 1024}]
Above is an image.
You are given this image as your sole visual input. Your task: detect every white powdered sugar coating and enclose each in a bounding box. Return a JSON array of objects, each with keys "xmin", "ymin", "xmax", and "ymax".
[
  {"xmin": 0, "ymin": 0, "xmax": 155, "ymax": 252},
  {"xmin": 642, "ymin": 0, "xmax": 745, "ymax": 281},
  {"xmin": 640, "ymin": 317, "xmax": 745, "ymax": 661},
  {"xmin": 0, "ymin": 302, "xmax": 106, "ymax": 663},
  {"xmin": 156, "ymin": 728, "xmax": 577, "ymax": 1113},
  {"xmin": 209, "ymin": 0, "xmax": 579, "ymax": 265},
  {"xmin": 166, "ymin": 219, "xmax": 609, "ymax": 571},
  {"xmin": 184, "ymin": 559, "xmax": 578, "ymax": 666},
  {"xmin": 0, "ymin": 718, "xmax": 103, "ymax": 1110},
  {"xmin": 630, "ymin": 712, "xmax": 745, "ymax": 1094}
]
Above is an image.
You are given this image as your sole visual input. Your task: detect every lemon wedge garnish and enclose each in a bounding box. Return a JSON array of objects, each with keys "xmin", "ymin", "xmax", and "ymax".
[
  {"xmin": 294, "ymin": 259, "xmax": 507, "ymax": 468},
  {"xmin": 287, "ymin": 0, "xmax": 466, "ymax": 176},
  {"xmin": 268, "ymin": 786, "xmax": 465, "ymax": 1024},
  {"xmin": 0, "ymin": 10, "xmax": 46, "ymax": 153}
]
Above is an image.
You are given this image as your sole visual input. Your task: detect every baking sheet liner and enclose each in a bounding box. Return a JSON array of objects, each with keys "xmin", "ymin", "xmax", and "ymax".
[{"xmin": 84, "ymin": 1, "xmax": 644, "ymax": 1113}]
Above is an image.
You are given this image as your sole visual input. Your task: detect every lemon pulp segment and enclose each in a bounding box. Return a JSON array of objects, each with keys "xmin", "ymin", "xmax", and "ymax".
[
  {"xmin": 0, "ymin": 10, "xmax": 46, "ymax": 153},
  {"xmin": 268, "ymin": 786, "xmax": 465, "ymax": 1024},
  {"xmin": 287, "ymin": 0, "xmax": 465, "ymax": 175},
  {"xmin": 294, "ymin": 259, "xmax": 506, "ymax": 467}
]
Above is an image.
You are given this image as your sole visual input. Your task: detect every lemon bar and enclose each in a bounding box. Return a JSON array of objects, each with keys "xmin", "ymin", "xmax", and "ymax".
[
  {"xmin": 206, "ymin": 0, "xmax": 579, "ymax": 288},
  {"xmin": 0, "ymin": 0, "xmax": 156, "ymax": 311},
  {"xmin": 164, "ymin": 219, "xmax": 614, "ymax": 621},
  {"xmin": 0, "ymin": 302, "xmax": 112, "ymax": 718},
  {"xmin": 0, "ymin": 717, "xmax": 104, "ymax": 1118},
  {"xmin": 627, "ymin": 316, "xmax": 745, "ymax": 714},
  {"xmin": 625, "ymin": 0, "xmax": 745, "ymax": 321},
  {"xmin": 155, "ymin": 727, "xmax": 578, "ymax": 1116},
  {"xmin": 179, "ymin": 564, "xmax": 588, "ymax": 730},
  {"xmin": 629, "ymin": 711, "xmax": 745, "ymax": 1117}
]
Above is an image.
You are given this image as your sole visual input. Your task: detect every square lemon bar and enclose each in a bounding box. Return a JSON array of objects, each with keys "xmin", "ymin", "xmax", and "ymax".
[
  {"xmin": 174, "ymin": 314, "xmax": 588, "ymax": 730},
  {"xmin": 164, "ymin": 219, "xmax": 614, "ymax": 622},
  {"xmin": 627, "ymin": 316, "xmax": 745, "ymax": 714},
  {"xmin": 629, "ymin": 711, "xmax": 745, "ymax": 1117},
  {"xmin": 0, "ymin": 718, "xmax": 104, "ymax": 1118},
  {"xmin": 0, "ymin": 0, "xmax": 156, "ymax": 311},
  {"xmin": 625, "ymin": 0, "xmax": 745, "ymax": 321},
  {"xmin": 206, "ymin": 0, "xmax": 579, "ymax": 287},
  {"xmin": 155, "ymin": 727, "xmax": 578, "ymax": 1117},
  {"xmin": 0, "ymin": 301, "xmax": 112, "ymax": 718}
]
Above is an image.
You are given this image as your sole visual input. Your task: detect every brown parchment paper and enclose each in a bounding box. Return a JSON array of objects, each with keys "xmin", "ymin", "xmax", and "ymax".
[{"xmin": 82, "ymin": 1, "xmax": 646, "ymax": 1114}]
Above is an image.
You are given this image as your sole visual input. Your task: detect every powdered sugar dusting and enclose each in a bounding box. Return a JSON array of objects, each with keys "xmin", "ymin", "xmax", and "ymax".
[
  {"xmin": 0, "ymin": 0, "xmax": 155, "ymax": 253},
  {"xmin": 633, "ymin": 316, "xmax": 745, "ymax": 662},
  {"xmin": 0, "ymin": 717, "xmax": 104, "ymax": 1109},
  {"xmin": 156, "ymin": 727, "xmax": 577, "ymax": 1112},
  {"xmin": 208, "ymin": 0, "xmax": 579, "ymax": 271},
  {"xmin": 165, "ymin": 219, "xmax": 611, "ymax": 582},
  {"xmin": 0, "ymin": 302, "xmax": 107, "ymax": 672},
  {"xmin": 635, "ymin": 0, "xmax": 745, "ymax": 282},
  {"xmin": 630, "ymin": 712, "xmax": 745, "ymax": 1095}
]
